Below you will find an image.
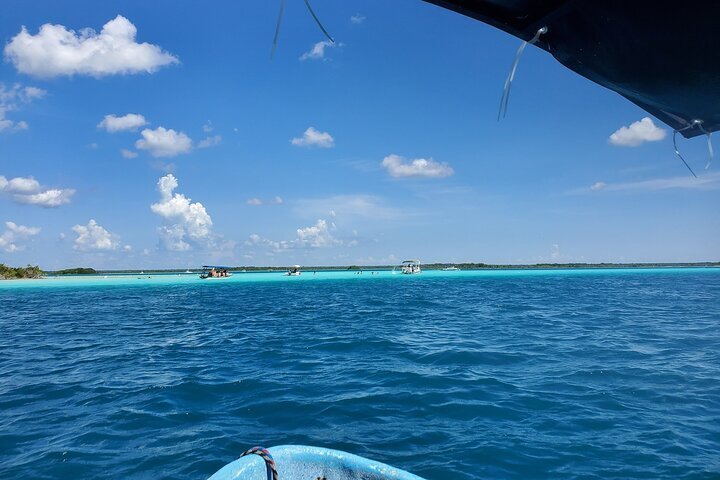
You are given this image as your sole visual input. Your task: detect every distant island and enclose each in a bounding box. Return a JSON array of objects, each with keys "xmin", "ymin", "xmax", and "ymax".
[
  {"xmin": 54, "ymin": 261, "xmax": 720, "ymax": 275},
  {"xmin": 53, "ymin": 267, "xmax": 97, "ymax": 275},
  {"xmin": 0, "ymin": 263, "xmax": 43, "ymax": 279}
]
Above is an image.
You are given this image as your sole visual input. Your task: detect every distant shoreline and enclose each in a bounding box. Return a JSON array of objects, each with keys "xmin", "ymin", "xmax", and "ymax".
[{"xmin": 47, "ymin": 262, "xmax": 720, "ymax": 275}]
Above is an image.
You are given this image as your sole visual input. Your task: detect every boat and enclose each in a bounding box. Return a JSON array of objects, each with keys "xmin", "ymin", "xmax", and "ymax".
[
  {"xmin": 185, "ymin": 269, "xmax": 192, "ymax": 274},
  {"xmin": 199, "ymin": 265, "xmax": 233, "ymax": 279},
  {"xmin": 284, "ymin": 265, "xmax": 301, "ymax": 276},
  {"xmin": 442, "ymin": 266, "xmax": 460, "ymax": 271},
  {"xmin": 208, "ymin": 445, "xmax": 423, "ymax": 480},
  {"xmin": 401, "ymin": 260, "xmax": 421, "ymax": 274}
]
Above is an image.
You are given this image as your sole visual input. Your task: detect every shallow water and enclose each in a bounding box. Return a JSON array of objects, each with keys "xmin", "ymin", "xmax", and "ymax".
[{"xmin": 1, "ymin": 268, "xmax": 719, "ymax": 479}]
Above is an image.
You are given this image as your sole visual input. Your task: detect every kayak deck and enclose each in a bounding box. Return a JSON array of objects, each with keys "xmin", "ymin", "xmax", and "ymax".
[{"xmin": 208, "ymin": 445, "xmax": 424, "ymax": 480}]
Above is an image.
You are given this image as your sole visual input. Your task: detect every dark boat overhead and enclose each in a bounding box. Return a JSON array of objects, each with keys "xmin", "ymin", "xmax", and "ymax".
[{"xmin": 423, "ymin": 0, "xmax": 720, "ymax": 138}]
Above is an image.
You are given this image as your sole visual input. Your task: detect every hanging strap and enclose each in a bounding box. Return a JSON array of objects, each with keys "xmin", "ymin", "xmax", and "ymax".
[
  {"xmin": 498, "ymin": 26, "xmax": 547, "ymax": 121},
  {"xmin": 271, "ymin": 0, "xmax": 334, "ymax": 58}
]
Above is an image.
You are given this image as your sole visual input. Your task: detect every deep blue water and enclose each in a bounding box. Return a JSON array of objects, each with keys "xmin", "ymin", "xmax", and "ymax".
[{"xmin": 1, "ymin": 269, "xmax": 719, "ymax": 479}]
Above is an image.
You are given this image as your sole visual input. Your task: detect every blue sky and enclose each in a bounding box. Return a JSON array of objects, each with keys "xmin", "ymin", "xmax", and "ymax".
[{"xmin": 1, "ymin": 0, "xmax": 718, "ymax": 269}]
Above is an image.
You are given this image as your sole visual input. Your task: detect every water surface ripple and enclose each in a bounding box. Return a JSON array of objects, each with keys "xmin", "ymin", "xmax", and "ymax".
[{"xmin": 1, "ymin": 269, "xmax": 719, "ymax": 479}]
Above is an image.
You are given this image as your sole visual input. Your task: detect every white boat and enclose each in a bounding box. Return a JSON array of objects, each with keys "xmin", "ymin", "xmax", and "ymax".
[
  {"xmin": 285, "ymin": 265, "xmax": 301, "ymax": 276},
  {"xmin": 401, "ymin": 259, "xmax": 421, "ymax": 274},
  {"xmin": 185, "ymin": 269, "xmax": 192, "ymax": 274},
  {"xmin": 442, "ymin": 266, "xmax": 460, "ymax": 271}
]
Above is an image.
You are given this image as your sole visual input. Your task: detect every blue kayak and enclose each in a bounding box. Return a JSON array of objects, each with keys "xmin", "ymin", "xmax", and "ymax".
[{"xmin": 209, "ymin": 445, "xmax": 425, "ymax": 480}]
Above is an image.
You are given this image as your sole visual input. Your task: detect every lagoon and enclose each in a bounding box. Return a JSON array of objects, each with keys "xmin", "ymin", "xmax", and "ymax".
[{"xmin": 1, "ymin": 267, "xmax": 719, "ymax": 478}]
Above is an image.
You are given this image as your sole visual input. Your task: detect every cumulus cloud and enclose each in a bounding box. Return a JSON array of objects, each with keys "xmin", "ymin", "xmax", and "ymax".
[
  {"xmin": 381, "ymin": 154, "xmax": 454, "ymax": 178},
  {"xmin": 4, "ymin": 15, "xmax": 178, "ymax": 78},
  {"xmin": 198, "ymin": 134, "xmax": 221, "ymax": 149},
  {"xmin": 291, "ymin": 126, "xmax": 334, "ymax": 148},
  {"xmin": 245, "ymin": 233, "xmax": 291, "ymax": 253},
  {"xmin": 0, "ymin": 83, "xmax": 46, "ymax": 133},
  {"xmin": 590, "ymin": 181, "xmax": 606, "ymax": 191},
  {"xmin": 247, "ymin": 198, "xmax": 263, "ymax": 206},
  {"xmin": 350, "ymin": 14, "xmax": 366, "ymax": 24},
  {"xmin": 136, "ymin": 127, "xmax": 192, "ymax": 157},
  {"xmin": 0, "ymin": 221, "xmax": 40, "ymax": 252},
  {"xmin": 0, "ymin": 175, "xmax": 75, "ymax": 207},
  {"xmin": 299, "ymin": 40, "xmax": 339, "ymax": 61},
  {"xmin": 121, "ymin": 149, "xmax": 138, "ymax": 159},
  {"xmin": 202, "ymin": 121, "xmax": 214, "ymax": 133},
  {"xmin": 1, "ymin": 175, "xmax": 39, "ymax": 193},
  {"xmin": 609, "ymin": 117, "xmax": 667, "ymax": 147},
  {"xmin": 72, "ymin": 219, "xmax": 119, "ymax": 251},
  {"xmin": 150, "ymin": 174, "xmax": 213, "ymax": 251},
  {"xmin": 98, "ymin": 113, "xmax": 147, "ymax": 133},
  {"xmin": 247, "ymin": 217, "xmax": 347, "ymax": 253},
  {"xmin": 296, "ymin": 219, "xmax": 340, "ymax": 247}
]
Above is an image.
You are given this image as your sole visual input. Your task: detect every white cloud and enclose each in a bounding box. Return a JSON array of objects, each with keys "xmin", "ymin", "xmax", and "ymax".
[
  {"xmin": 198, "ymin": 134, "xmax": 221, "ymax": 149},
  {"xmin": 570, "ymin": 172, "xmax": 720, "ymax": 194},
  {"xmin": 245, "ymin": 233, "xmax": 291, "ymax": 253},
  {"xmin": 4, "ymin": 15, "xmax": 178, "ymax": 78},
  {"xmin": 551, "ymin": 244, "xmax": 561, "ymax": 261},
  {"xmin": 150, "ymin": 174, "xmax": 213, "ymax": 251},
  {"xmin": 121, "ymin": 149, "xmax": 138, "ymax": 159},
  {"xmin": 72, "ymin": 219, "xmax": 119, "ymax": 251},
  {"xmin": 0, "ymin": 221, "xmax": 40, "ymax": 252},
  {"xmin": 296, "ymin": 219, "xmax": 340, "ymax": 247},
  {"xmin": 0, "ymin": 83, "xmax": 46, "ymax": 133},
  {"xmin": 291, "ymin": 126, "xmax": 334, "ymax": 148},
  {"xmin": 202, "ymin": 121, "xmax": 214, "ymax": 133},
  {"xmin": 15, "ymin": 189, "xmax": 75, "ymax": 207},
  {"xmin": 299, "ymin": 40, "xmax": 338, "ymax": 61},
  {"xmin": 247, "ymin": 217, "xmax": 347, "ymax": 254},
  {"xmin": 98, "ymin": 113, "xmax": 147, "ymax": 132},
  {"xmin": 609, "ymin": 117, "xmax": 667, "ymax": 147},
  {"xmin": 381, "ymin": 154, "xmax": 454, "ymax": 179},
  {"xmin": 350, "ymin": 14, "xmax": 366, "ymax": 24},
  {"xmin": 136, "ymin": 127, "xmax": 192, "ymax": 157},
  {"xmin": 0, "ymin": 175, "xmax": 75, "ymax": 207},
  {"xmin": 247, "ymin": 196, "xmax": 283, "ymax": 206},
  {"xmin": 2, "ymin": 176, "xmax": 40, "ymax": 193}
]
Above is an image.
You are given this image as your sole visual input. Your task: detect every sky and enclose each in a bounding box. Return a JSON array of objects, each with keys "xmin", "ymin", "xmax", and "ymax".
[{"xmin": 1, "ymin": 0, "xmax": 718, "ymax": 269}]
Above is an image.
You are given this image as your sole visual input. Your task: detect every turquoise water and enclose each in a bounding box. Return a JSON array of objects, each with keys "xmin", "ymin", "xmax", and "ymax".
[{"xmin": 1, "ymin": 268, "xmax": 719, "ymax": 479}]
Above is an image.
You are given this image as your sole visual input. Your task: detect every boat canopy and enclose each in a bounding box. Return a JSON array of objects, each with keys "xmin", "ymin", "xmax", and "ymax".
[
  {"xmin": 424, "ymin": 0, "xmax": 720, "ymax": 138},
  {"xmin": 402, "ymin": 260, "xmax": 420, "ymax": 264},
  {"xmin": 202, "ymin": 265, "xmax": 232, "ymax": 269}
]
